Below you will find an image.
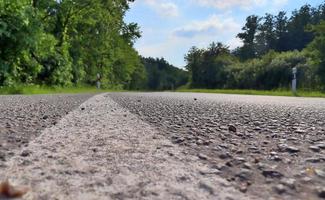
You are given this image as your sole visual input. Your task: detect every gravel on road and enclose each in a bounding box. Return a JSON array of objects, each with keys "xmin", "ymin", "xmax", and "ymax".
[
  {"xmin": 109, "ymin": 92, "xmax": 325, "ymax": 200},
  {"xmin": 0, "ymin": 94, "xmax": 253, "ymax": 200},
  {"xmin": 0, "ymin": 94, "xmax": 93, "ymax": 166}
]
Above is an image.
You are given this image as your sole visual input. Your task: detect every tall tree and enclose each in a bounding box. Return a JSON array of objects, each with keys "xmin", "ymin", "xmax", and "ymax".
[
  {"xmin": 142, "ymin": 57, "xmax": 188, "ymax": 90},
  {"xmin": 0, "ymin": 0, "xmax": 144, "ymax": 88},
  {"xmin": 274, "ymin": 11, "xmax": 289, "ymax": 52},
  {"xmin": 287, "ymin": 5, "xmax": 314, "ymax": 51},
  {"xmin": 307, "ymin": 20, "xmax": 325, "ymax": 89},
  {"xmin": 185, "ymin": 46, "xmax": 204, "ymax": 87},
  {"xmin": 0, "ymin": 0, "xmax": 46, "ymax": 86},
  {"xmin": 185, "ymin": 42, "xmax": 235, "ymax": 88},
  {"xmin": 237, "ymin": 15, "xmax": 260, "ymax": 60},
  {"xmin": 255, "ymin": 13, "xmax": 276, "ymax": 56}
]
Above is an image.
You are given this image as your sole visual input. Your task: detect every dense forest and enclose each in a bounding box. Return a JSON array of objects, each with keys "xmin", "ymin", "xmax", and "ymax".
[
  {"xmin": 185, "ymin": 2, "xmax": 325, "ymax": 91},
  {"xmin": 0, "ymin": 0, "xmax": 145, "ymax": 89},
  {"xmin": 1, "ymin": 1, "xmax": 325, "ymax": 91},
  {"xmin": 141, "ymin": 57, "xmax": 188, "ymax": 90}
]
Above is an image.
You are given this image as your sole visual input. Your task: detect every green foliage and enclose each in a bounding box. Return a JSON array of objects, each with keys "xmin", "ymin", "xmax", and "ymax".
[
  {"xmin": 142, "ymin": 57, "xmax": 188, "ymax": 90},
  {"xmin": 185, "ymin": 42, "xmax": 237, "ymax": 88},
  {"xmin": 274, "ymin": 11, "xmax": 289, "ymax": 52},
  {"xmin": 287, "ymin": 5, "xmax": 314, "ymax": 51},
  {"xmin": 235, "ymin": 3, "xmax": 325, "ymax": 59},
  {"xmin": 176, "ymin": 88, "xmax": 325, "ymax": 98},
  {"xmin": 227, "ymin": 51, "xmax": 308, "ymax": 90},
  {"xmin": 2, "ymin": 0, "xmax": 325, "ymax": 93},
  {"xmin": 185, "ymin": 2, "xmax": 325, "ymax": 92},
  {"xmin": 0, "ymin": 0, "xmax": 145, "ymax": 89},
  {"xmin": 128, "ymin": 61, "xmax": 147, "ymax": 90},
  {"xmin": 0, "ymin": 0, "xmax": 41, "ymax": 86},
  {"xmin": 185, "ymin": 43, "xmax": 311, "ymax": 90},
  {"xmin": 255, "ymin": 14, "xmax": 276, "ymax": 56},
  {"xmin": 307, "ymin": 20, "xmax": 325, "ymax": 90},
  {"xmin": 236, "ymin": 15, "xmax": 260, "ymax": 60},
  {"xmin": 0, "ymin": 84, "xmax": 123, "ymax": 95}
]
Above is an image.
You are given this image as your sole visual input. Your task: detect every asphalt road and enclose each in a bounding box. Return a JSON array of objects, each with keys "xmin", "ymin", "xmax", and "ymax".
[
  {"xmin": 1, "ymin": 92, "xmax": 325, "ymax": 200},
  {"xmin": 0, "ymin": 94, "xmax": 93, "ymax": 165},
  {"xmin": 109, "ymin": 92, "xmax": 325, "ymax": 200},
  {"xmin": 0, "ymin": 93, "xmax": 251, "ymax": 200}
]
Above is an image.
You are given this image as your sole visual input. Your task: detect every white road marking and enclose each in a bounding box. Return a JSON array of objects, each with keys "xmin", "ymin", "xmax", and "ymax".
[{"xmin": 1, "ymin": 94, "xmax": 254, "ymax": 200}]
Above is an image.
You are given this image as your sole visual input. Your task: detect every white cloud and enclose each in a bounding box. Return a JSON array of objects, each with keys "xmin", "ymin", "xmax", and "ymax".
[
  {"xmin": 191, "ymin": 0, "xmax": 289, "ymax": 10},
  {"xmin": 272, "ymin": 0, "xmax": 289, "ymax": 8},
  {"xmin": 143, "ymin": 0, "xmax": 179, "ymax": 18},
  {"xmin": 129, "ymin": 0, "xmax": 292, "ymax": 67},
  {"xmin": 227, "ymin": 37, "xmax": 243, "ymax": 49},
  {"xmin": 192, "ymin": 0, "xmax": 266, "ymax": 9},
  {"xmin": 173, "ymin": 14, "xmax": 241, "ymax": 39},
  {"xmin": 135, "ymin": 15, "xmax": 243, "ymax": 67},
  {"xmin": 136, "ymin": 37, "xmax": 192, "ymax": 67},
  {"xmin": 136, "ymin": 35, "xmax": 242, "ymax": 68}
]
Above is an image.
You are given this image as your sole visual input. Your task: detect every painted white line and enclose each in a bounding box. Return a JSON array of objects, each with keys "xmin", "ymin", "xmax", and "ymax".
[{"xmin": 1, "ymin": 93, "xmax": 254, "ymax": 200}]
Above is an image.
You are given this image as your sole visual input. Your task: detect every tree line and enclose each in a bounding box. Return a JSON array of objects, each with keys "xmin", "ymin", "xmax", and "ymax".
[
  {"xmin": 0, "ymin": 0, "xmax": 189, "ymax": 91},
  {"xmin": 2, "ymin": 1, "xmax": 325, "ymax": 92},
  {"xmin": 185, "ymin": 2, "xmax": 325, "ymax": 91},
  {"xmin": 0, "ymin": 0, "xmax": 147, "ymax": 89},
  {"xmin": 141, "ymin": 57, "xmax": 188, "ymax": 90}
]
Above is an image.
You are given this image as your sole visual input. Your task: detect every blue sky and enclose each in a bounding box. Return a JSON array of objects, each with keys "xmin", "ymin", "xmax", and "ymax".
[{"xmin": 125, "ymin": 0, "xmax": 323, "ymax": 67}]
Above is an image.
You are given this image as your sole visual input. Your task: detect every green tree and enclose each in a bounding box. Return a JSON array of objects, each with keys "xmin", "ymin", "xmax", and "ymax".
[
  {"xmin": 185, "ymin": 42, "xmax": 236, "ymax": 88},
  {"xmin": 227, "ymin": 51, "xmax": 308, "ymax": 90},
  {"xmin": 307, "ymin": 20, "xmax": 325, "ymax": 89},
  {"xmin": 237, "ymin": 15, "xmax": 260, "ymax": 60},
  {"xmin": 0, "ymin": 0, "xmax": 45, "ymax": 86},
  {"xmin": 274, "ymin": 11, "xmax": 289, "ymax": 52},
  {"xmin": 287, "ymin": 5, "xmax": 314, "ymax": 51},
  {"xmin": 185, "ymin": 46, "xmax": 204, "ymax": 87},
  {"xmin": 0, "ymin": 0, "xmax": 143, "ymax": 88},
  {"xmin": 142, "ymin": 57, "xmax": 188, "ymax": 90},
  {"xmin": 256, "ymin": 13, "xmax": 276, "ymax": 56}
]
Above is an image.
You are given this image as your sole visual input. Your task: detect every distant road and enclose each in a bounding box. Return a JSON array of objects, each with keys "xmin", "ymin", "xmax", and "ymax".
[{"xmin": 1, "ymin": 92, "xmax": 325, "ymax": 199}]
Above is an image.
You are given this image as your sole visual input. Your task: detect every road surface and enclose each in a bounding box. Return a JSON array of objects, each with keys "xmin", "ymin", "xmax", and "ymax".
[{"xmin": 1, "ymin": 92, "xmax": 324, "ymax": 199}]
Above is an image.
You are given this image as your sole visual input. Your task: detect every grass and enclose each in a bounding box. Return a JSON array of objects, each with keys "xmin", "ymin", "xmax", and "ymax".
[
  {"xmin": 0, "ymin": 85, "xmax": 123, "ymax": 95},
  {"xmin": 1, "ymin": 85, "xmax": 325, "ymax": 98},
  {"xmin": 176, "ymin": 88, "xmax": 325, "ymax": 98}
]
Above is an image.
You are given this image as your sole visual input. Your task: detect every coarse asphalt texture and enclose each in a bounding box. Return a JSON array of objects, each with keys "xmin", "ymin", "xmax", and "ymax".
[
  {"xmin": 0, "ymin": 94, "xmax": 93, "ymax": 165},
  {"xmin": 0, "ymin": 93, "xmax": 252, "ymax": 200},
  {"xmin": 0, "ymin": 92, "xmax": 325, "ymax": 200},
  {"xmin": 109, "ymin": 92, "xmax": 325, "ymax": 200}
]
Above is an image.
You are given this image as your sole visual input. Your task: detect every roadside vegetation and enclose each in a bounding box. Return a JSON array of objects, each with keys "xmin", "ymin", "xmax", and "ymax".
[
  {"xmin": 141, "ymin": 57, "xmax": 188, "ymax": 91},
  {"xmin": 1, "ymin": 1, "xmax": 325, "ymax": 97},
  {"xmin": 0, "ymin": 0, "xmax": 144, "ymax": 90},
  {"xmin": 176, "ymin": 89, "xmax": 325, "ymax": 98},
  {"xmin": 0, "ymin": 85, "xmax": 122, "ymax": 95},
  {"xmin": 184, "ymin": 4, "xmax": 325, "ymax": 94}
]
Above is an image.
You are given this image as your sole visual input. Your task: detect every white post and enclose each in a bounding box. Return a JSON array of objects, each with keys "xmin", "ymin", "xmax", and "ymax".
[
  {"xmin": 96, "ymin": 73, "xmax": 101, "ymax": 89},
  {"xmin": 292, "ymin": 67, "xmax": 297, "ymax": 95}
]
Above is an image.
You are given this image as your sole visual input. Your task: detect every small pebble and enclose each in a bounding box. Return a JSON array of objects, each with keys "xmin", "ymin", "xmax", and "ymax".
[
  {"xmin": 198, "ymin": 153, "xmax": 208, "ymax": 160},
  {"xmin": 286, "ymin": 146, "xmax": 300, "ymax": 153},
  {"xmin": 228, "ymin": 125, "xmax": 237, "ymax": 132},
  {"xmin": 20, "ymin": 150, "xmax": 31, "ymax": 157},
  {"xmin": 318, "ymin": 187, "xmax": 325, "ymax": 198},
  {"xmin": 315, "ymin": 169, "xmax": 325, "ymax": 178},
  {"xmin": 274, "ymin": 184, "xmax": 286, "ymax": 194},
  {"xmin": 309, "ymin": 145, "xmax": 321, "ymax": 152}
]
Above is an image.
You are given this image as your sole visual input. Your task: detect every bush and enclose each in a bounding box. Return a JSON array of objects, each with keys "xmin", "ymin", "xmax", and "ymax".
[{"xmin": 226, "ymin": 51, "xmax": 309, "ymax": 90}]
